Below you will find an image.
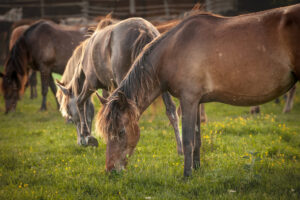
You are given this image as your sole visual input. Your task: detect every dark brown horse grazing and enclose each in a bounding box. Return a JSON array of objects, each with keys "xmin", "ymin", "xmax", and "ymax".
[
  {"xmin": 8, "ymin": 24, "xmax": 38, "ymax": 99},
  {"xmin": 97, "ymin": 4, "xmax": 300, "ymax": 176},
  {"xmin": 57, "ymin": 17, "xmax": 182, "ymax": 152},
  {"xmin": 0, "ymin": 20, "xmax": 86, "ymax": 113}
]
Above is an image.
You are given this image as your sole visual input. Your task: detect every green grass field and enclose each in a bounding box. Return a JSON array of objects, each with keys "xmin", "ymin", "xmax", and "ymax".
[{"xmin": 0, "ymin": 74, "xmax": 299, "ymax": 199}]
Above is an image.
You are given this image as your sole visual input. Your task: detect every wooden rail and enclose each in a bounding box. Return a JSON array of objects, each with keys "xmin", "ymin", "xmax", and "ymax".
[{"xmin": 0, "ymin": 0, "xmax": 196, "ymax": 20}]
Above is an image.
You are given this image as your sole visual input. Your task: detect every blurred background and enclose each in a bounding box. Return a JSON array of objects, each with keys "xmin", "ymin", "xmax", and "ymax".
[{"xmin": 0, "ymin": 0, "xmax": 299, "ymax": 65}]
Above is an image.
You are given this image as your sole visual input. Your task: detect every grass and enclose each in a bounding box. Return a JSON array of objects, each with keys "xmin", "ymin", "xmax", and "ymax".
[{"xmin": 0, "ymin": 74, "xmax": 299, "ymax": 199}]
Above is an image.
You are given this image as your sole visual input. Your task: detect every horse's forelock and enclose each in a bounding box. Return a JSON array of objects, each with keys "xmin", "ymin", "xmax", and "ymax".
[
  {"xmin": 58, "ymin": 92, "xmax": 70, "ymax": 118},
  {"xmin": 96, "ymin": 94, "xmax": 139, "ymax": 143}
]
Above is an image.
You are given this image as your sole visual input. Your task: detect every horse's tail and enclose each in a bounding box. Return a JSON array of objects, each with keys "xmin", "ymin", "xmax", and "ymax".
[{"xmin": 131, "ymin": 29, "xmax": 157, "ymax": 63}]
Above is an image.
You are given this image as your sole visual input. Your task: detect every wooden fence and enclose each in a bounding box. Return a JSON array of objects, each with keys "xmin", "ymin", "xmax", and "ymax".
[{"xmin": 0, "ymin": 0, "xmax": 199, "ymax": 20}]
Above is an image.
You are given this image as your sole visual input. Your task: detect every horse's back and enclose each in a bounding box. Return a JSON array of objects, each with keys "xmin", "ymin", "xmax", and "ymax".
[
  {"xmin": 9, "ymin": 25, "xmax": 29, "ymax": 50},
  {"xmin": 159, "ymin": 4, "xmax": 300, "ymax": 106},
  {"xmin": 85, "ymin": 17, "xmax": 159, "ymax": 87},
  {"xmin": 25, "ymin": 20, "xmax": 84, "ymax": 73}
]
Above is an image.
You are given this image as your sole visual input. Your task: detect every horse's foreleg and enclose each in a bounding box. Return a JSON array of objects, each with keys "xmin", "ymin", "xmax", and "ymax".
[
  {"xmin": 39, "ymin": 67, "xmax": 50, "ymax": 111},
  {"xmin": 76, "ymin": 82, "xmax": 98, "ymax": 147},
  {"xmin": 49, "ymin": 74, "xmax": 59, "ymax": 109},
  {"xmin": 193, "ymin": 105, "xmax": 201, "ymax": 170},
  {"xmin": 162, "ymin": 92, "xmax": 182, "ymax": 155},
  {"xmin": 180, "ymin": 98, "xmax": 198, "ymax": 177},
  {"xmin": 283, "ymin": 85, "xmax": 296, "ymax": 113}
]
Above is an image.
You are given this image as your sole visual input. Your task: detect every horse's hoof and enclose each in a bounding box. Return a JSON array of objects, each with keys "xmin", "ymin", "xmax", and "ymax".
[
  {"xmin": 80, "ymin": 136, "xmax": 87, "ymax": 146},
  {"xmin": 283, "ymin": 107, "xmax": 291, "ymax": 113},
  {"xmin": 39, "ymin": 107, "xmax": 47, "ymax": 111},
  {"xmin": 87, "ymin": 136, "xmax": 98, "ymax": 147}
]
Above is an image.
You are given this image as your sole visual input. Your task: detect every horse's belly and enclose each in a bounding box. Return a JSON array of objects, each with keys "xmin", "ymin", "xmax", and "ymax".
[{"xmin": 204, "ymin": 65, "xmax": 296, "ymax": 106}]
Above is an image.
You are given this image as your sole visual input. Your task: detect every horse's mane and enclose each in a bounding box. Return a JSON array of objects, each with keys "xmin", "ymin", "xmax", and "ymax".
[
  {"xmin": 58, "ymin": 17, "xmax": 116, "ymax": 118},
  {"xmin": 56, "ymin": 40, "xmax": 87, "ymax": 117},
  {"xmin": 2, "ymin": 20, "xmax": 47, "ymax": 95}
]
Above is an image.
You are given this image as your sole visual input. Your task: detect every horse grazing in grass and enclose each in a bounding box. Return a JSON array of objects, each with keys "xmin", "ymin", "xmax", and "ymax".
[
  {"xmin": 56, "ymin": 16, "xmax": 117, "ymax": 146},
  {"xmin": 0, "ymin": 20, "xmax": 86, "ymax": 113},
  {"xmin": 57, "ymin": 17, "xmax": 182, "ymax": 152},
  {"xmin": 8, "ymin": 24, "xmax": 38, "ymax": 99},
  {"xmin": 97, "ymin": 4, "xmax": 300, "ymax": 176}
]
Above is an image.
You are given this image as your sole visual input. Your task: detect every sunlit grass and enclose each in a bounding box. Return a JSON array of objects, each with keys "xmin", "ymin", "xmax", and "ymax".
[{"xmin": 0, "ymin": 74, "xmax": 299, "ymax": 199}]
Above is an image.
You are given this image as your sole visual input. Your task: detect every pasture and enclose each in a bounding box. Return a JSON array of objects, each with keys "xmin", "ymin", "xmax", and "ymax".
[{"xmin": 0, "ymin": 74, "xmax": 299, "ymax": 199}]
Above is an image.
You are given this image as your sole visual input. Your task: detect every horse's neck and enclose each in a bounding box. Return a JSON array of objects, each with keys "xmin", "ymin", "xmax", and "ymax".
[
  {"xmin": 121, "ymin": 57, "xmax": 162, "ymax": 115},
  {"xmin": 138, "ymin": 85, "xmax": 161, "ymax": 114}
]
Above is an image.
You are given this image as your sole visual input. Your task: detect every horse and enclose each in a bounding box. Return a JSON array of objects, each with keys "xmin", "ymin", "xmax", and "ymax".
[
  {"xmin": 97, "ymin": 4, "xmax": 300, "ymax": 177},
  {"xmin": 56, "ymin": 17, "xmax": 182, "ymax": 153},
  {"xmin": 8, "ymin": 24, "xmax": 38, "ymax": 99},
  {"xmin": 0, "ymin": 20, "xmax": 86, "ymax": 113},
  {"xmin": 56, "ymin": 15, "xmax": 117, "ymax": 146}
]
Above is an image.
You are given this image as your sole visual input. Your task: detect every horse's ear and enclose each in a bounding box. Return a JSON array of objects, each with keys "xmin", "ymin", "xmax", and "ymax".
[
  {"xmin": 117, "ymin": 91, "xmax": 129, "ymax": 110},
  {"xmin": 105, "ymin": 12, "xmax": 113, "ymax": 19},
  {"xmin": 56, "ymin": 79, "xmax": 70, "ymax": 96},
  {"xmin": 95, "ymin": 91, "xmax": 107, "ymax": 105}
]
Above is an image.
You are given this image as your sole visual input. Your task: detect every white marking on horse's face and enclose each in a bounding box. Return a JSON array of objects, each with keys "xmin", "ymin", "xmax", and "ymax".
[{"xmin": 218, "ymin": 52, "xmax": 223, "ymax": 57}]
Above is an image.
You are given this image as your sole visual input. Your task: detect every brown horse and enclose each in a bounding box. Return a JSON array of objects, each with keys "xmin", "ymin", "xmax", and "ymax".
[
  {"xmin": 8, "ymin": 24, "xmax": 38, "ymax": 99},
  {"xmin": 0, "ymin": 20, "xmax": 86, "ymax": 113},
  {"xmin": 57, "ymin": 17, "xmax": 182, "ymax": 152},
  {"xmin": 97, "ymin": 4, "xmax": 300, "ymax": 176}
]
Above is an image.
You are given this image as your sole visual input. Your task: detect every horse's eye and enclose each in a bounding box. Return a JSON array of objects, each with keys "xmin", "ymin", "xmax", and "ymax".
[{"xmin": 119, "ymin": 128, "xmax": 126, "ymax": 136}]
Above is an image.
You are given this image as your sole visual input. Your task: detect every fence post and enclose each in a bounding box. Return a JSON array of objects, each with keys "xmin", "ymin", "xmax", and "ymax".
[
  {"xmin": 40, "ymin": 0, "xmax": 44, "ymax": 18},
  {"xmin": 129, "ymin": 0, "xmax": 136, "ymax": 15},
  {"xmin": 164, "ymin": 0, "xmax": 170, "ymax": 18},
  {"xmin": 82, "ymin": 0, "xmax": 89, "ymax": 19}
]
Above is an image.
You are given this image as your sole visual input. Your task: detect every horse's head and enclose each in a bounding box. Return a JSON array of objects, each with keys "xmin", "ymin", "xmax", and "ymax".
[
  {"xmin": 0, "ymin": 69, "xmax": 26, "ymax": 114},
  {"xmin": 2, "ymin": 38, "xmax": 29, "ymax": 114},
  {"xmin": 97, "ymin": 91, "xmax": 140, "ymax": 172},
  {"xmin": 56, "ymin": 80, "xmax": 94, "ymax": 145}
]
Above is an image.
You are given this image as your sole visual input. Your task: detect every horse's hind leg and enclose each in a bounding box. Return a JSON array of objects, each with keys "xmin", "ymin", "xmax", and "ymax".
[
  {"xmin": 29, "ymin": 71, "xmax": 37, "ymax": 99},
  {"xmin": 39, "ymin": 66, "xmax": 50, "ymax": 111},
  {"xmin": 76, "ymin": 80, "xmax": 98, "ymax": 147},
  {"xmin": 283, "ymin": 85, "xmax": 296, "ymax": 113},
  {"xmin": 180, "ymin": 97, "xmax": 198, "ymax": 177},
  {"xmin": 162, "ymin": 92, "xmax": 182, "ymax": 155},
  {"xmin": 49, "ymin": 74, "xmax": 59, "ymax": 109}
]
